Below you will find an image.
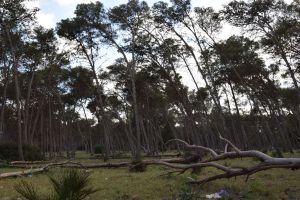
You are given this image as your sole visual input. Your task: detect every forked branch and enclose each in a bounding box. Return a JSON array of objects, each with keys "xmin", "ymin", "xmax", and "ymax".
[
  {"xmin": 166, "ymin": 139, "xmax": 218, "ymax": 157},
  {"xmin": 165, "ymin": 136, "xmax": 300, "ymax": 184}
]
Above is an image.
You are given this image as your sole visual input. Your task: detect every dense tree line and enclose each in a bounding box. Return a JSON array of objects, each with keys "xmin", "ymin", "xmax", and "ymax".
[{"xmin": 0, "ymin": 0, "xmax": 299, "ymax": 160}]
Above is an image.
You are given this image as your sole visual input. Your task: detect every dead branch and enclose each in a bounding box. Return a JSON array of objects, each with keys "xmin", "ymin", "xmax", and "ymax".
[
  {"xmin": 0, "ymin": 161, "xmax": 83, "ymax": 179},
  {"xmin": 190, "ymin": 162, "xmax": 300, "ymax": 185},
  {"xmin": 166, "ymin": 139, "xmax": 218, "ymax": 157},
  {"xmin": 0, "ymin": 168, "xmax": 47, "ymax": 179},
  {"xmin": 2, "ymin": 137, "xmax": 299, "ymax": 185},
  {"xmin": 61, "ymin": 162, "xmax": 131, "ymax": 169},
  {"xmin": 219, "ymin": 134, "xmax": 241, "ymax": 153},
  {"xmin": 164, "ymin": 136, "xmax": 300, "ymax": 184},
  {"xmin": 0, "ymin": 157, "xmax": 195, "ymax": 179},
  {"xmin": 10, "ymin": 161, "xmax": 53, "ymax": 165}
]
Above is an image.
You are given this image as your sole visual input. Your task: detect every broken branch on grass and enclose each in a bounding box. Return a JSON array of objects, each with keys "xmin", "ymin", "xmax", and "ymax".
[
  {"xmin": 166, "ymin": 139, "xmax": 218, "ymax": 157},
  {"xmin": 163, "ymin": 137, "xmax": 300, "ymax": 184},
  {"xmin": 2, "ymin": 137, "xmax": 299, "ymax": 185}
]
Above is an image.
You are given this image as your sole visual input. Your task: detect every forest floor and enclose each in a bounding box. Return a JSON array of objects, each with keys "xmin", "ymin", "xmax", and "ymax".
[{"xmin": 0, "ymin": 151, "xmax": 299, "ymax": 200}]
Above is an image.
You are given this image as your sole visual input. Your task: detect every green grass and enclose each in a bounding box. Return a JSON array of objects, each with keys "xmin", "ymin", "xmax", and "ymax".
[{"xmin": 0, "ymin": 152, "xmax": 299, "ymax": 199}]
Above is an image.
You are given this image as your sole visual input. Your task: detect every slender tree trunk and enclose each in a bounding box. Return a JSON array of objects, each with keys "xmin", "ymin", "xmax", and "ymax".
[
  {"xmin": 79, "ymin": 43, "xmax": 111, "ymax": 158},
  {"xmin": 81, "ymin": 101, "xmax": 93, "ymax": 154},
  {"xmin": 228, "ymin": 80, "xmax": 240, "ymax": 117},
  {"xmin": 5, "ymin": 26, "xmax": 24, "ymax": 160},
  {"xmin": 23, "ymin": 68, "xmax": 35, "ymax": 145},
  {"xmin": 0, "ymin": 61, "xmax": 10, "ymax": 139},
  {"xmin": 130, "ymin": 32, "xmax": 142, "ymax": 160}
]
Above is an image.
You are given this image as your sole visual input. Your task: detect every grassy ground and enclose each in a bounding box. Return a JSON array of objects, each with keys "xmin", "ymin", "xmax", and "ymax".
[{"xmin": 0, "ymin": 152, "xmax": 299, "ymax": 200}]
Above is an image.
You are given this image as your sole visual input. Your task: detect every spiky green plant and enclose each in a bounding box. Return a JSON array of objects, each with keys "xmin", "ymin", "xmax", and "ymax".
[
  {"xmin": 49, "ymin": 169, "xmax": 98, "ymax": 200},
  {"xmin": 15, "ymin": 169, "xmax": 98, "ymax": 200},
  {"xmin": 176, "ymin": 184, "xmax": 199, "ymax": 200},
  {"xmin": 14, "ymin": 180, "xmax": 41, "ymax": 200}
]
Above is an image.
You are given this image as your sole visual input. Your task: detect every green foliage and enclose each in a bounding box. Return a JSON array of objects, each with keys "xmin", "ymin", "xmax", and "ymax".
[
  {"xmin": 271, "ymin": 148, "xmax": 284, "ymax": 158},
  {"xmin": 111, "ymin": 190, "xmax": 133, "ymax": 200},
  {"xmin": 0, "ymin": 160, "xmax": 9, "ymax": 167},
  {"xmin": 49, "ymin": 169, "xmax": 98, "ymax": 200},
  {"xmin": 191, "ymin": 166, "xmax": 202, "ymax": 175},
  {"xmin": 94, "ymin": 144, "xmax": 109, "ymax": 161},
  {"xmin": 14, "ymin": 181, "xmax": 41, "ymax": 200},
  {"xmin": 15, "ymin": 170, "xmax": 98, "ymax": 200},
  {"xmin": 175, "ymin": 184, "xmax": 199, "ymax": 200},
  {"xmin": 249, "ymin": 180, "xmax": 270, "ymax": 197},
  {"xmin": 94, "ymin": 144, "xmax": 104, "ymax": 154},
  {"xmin": 0, "ymin": 144, "xmax": 44, "ymax": 161},
  {"xmin": 285, "ymin": 188, "xmax": 298, "ymax": 200},
  {"xmin": 223, "ymin": 161, "xmax": 230, "ymax": 167},
  {"xmin": 129, "ymin": 160, "xmax": 147, "ymax": 172},
  {"xmin": 182, "ymin": 150, "xmax": 193, "ymax": 159},
  {"xmin": 24, "ymin": 145, "xmax": 45, "ymax": 161}
]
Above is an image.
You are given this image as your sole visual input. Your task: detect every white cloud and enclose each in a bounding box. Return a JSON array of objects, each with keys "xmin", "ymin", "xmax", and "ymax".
[
  {"xmin": 23, "ymin": 0, "xmax": 40, "ymax": 9},
  {"xmin": 37, "ymin": 12, "xmax": 56, "ymax": 28},
  {"xmin": 54, "ymin": 0, "xmax": 97, "ymax": 7},
  {"xmin": 23, "ymin": 0, "xmax": 55, "ymax": 29}
]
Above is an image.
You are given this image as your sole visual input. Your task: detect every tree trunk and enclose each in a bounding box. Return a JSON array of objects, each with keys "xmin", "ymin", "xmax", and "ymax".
[{"xmin": 5, "ymin": 26, "xmax": 24, "ymax": 160}]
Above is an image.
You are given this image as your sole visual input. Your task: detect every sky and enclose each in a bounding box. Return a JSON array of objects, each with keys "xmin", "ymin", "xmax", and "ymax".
[{"xmin": 24, "ymin": 0, "xmax": 235, "ymax": 29}]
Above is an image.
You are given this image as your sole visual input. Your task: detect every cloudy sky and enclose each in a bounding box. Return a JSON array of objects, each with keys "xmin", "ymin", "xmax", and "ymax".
[{"xmin": 25, "ymin": 0, "xmax": 235, "ymax": 29}]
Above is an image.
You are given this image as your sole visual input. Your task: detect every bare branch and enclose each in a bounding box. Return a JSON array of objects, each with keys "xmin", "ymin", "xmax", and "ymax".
[
  {"xmin": 219, "ymin": 134, "xmax": 241, "ymax": 153},
  {"xmin": 224, "ymin": 143, "xmax": 228, "ymax": 153},
  {"xmin": 166, "ymin": 139, "xmax": 218, "ymax": 157},
  {"xmin": 2, "ymin": 137, "xmax": 299, "ymax": 186}
]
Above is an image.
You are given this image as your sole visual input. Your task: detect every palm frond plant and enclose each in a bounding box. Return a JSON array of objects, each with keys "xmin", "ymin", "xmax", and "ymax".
[
  {"xmin": 49, "ymin": 169, "xmax": 99, "ymax": 200},
  {"xmin": 15, "ymin": 169, "xmax": 98, "ymax": 200},
  {"xmin": 14, "ymin": 180, "xmax": 41, "ymax": 200}
]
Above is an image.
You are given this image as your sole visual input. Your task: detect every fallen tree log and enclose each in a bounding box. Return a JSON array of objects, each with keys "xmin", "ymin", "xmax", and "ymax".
[
  {"xmin": 0, "ymin": 157, "xmax": 195, "ymax": 179},
  {"xmin": 0, "ymin": 161, "xmax": 83, "ymax": 179},
  {"xmin": 61, "ymin": 162, "xmax": 131, "ymax": 168},
  {"xmin": 2, "ymin": 136, "xmax": 299, "ymax": 185},
  {"xmin": 10, "ymin": 161, "xmax": 53, "ymax": 165},
  {"xmin": 162, "ymin": 135, "xmax": 300, "ymax": 184},
  {"xmin": 0, "ymin": 168, "xmax": 47, "ymax": 179}
]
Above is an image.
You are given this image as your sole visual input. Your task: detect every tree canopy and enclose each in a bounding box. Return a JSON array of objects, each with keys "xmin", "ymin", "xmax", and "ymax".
[{"xmin": 0, "ymin": 0, "xmax": 299, "ymax": 160}]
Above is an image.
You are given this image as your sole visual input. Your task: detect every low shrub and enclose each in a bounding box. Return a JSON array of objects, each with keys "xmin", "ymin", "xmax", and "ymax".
[
  {"xmin": 94, "ymin": 144, "xmax": 104, "ymax": 154},
  {"xmin": 271, "ymin": 148, "xmax": 284, "ymax": 158},
  {"xmin": 15, "ymin": 169, "xmax": 98, "ymax": 200},
  {"xmin": 175, "ymin": 184, "xmax": 199, "ymax": 200},
  {"xmin": 129, "ymin": 162, "xmax": 147, "ymax": 172},
  {"xmin": 24, "ymin": 145, "xmax": 44, "ymax": 161},
  {"xmin": 0, "ymin": 143, "xmax": 44, "ymax": 161}
]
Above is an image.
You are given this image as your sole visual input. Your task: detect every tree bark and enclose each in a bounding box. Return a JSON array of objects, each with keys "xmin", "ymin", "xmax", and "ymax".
[{"xmin": 5, "ymin": 26, "xmax": 24, "ymax": 160}]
